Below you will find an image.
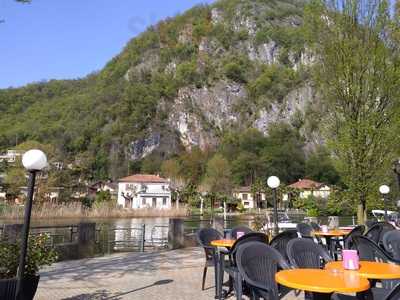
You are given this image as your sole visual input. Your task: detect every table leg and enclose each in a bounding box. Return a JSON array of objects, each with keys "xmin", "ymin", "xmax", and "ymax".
[{"xmin": 213, "ymin": 251, "xmax": 220, "ymax": 299}]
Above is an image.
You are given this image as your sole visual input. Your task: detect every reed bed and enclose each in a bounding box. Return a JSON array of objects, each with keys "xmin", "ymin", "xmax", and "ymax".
[{"xmin": 0, "ymin": 202, "xmax": 190, "ymax": 220}]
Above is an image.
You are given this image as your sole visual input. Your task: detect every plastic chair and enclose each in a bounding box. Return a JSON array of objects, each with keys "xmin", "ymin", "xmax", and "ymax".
[
  {"xmin": 343, "ymin": 225, "xmax": 365, "ymax": 249},
  {"xmin": 236, "ymin": 241, "xmax": 290, "ymax": 300},
  {"xmin": 383, "ymin": 230, "xmax": 400, "ymax": 260},
  {"xmin": 364, "ymin": 222, "xmax": 395, "ymax": 245},
  {"xmin": 269, "ymin": 229, "xmax": 298, "ymax": 263},
  {"xmin": 287, "ymin": 238, "xmax": 332, "ymax": 269},
  {"xmin": 196, "ymin": 227, "xmax": 222, "ymax": 290},
  {"xmin": 352, "ymin": 235, "xmax": 400, "ymax": 263},
  {"xmin": 224, "ymin": 232, "xmax": 269, "ymax": 299},
  {"xmin": 353, "ymin": 236, "xmax": 400, "ymax": 292},
  {"xmin": 296, "ymin": 223, "xmax": 314, "ymax": 238},
  {"xmin": 230, "ymin": 225, "xmax": 253, "ymax": 239},
  {"xmin": 310, "ymin": 222, "xmax": 321, "ymax": 231}
]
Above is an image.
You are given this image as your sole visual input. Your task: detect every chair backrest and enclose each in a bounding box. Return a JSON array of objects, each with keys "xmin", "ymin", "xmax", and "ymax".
[
  {"xmin": 344, "ymin": 225, "xmax": 365, "ymax": 249},
  {"xmin": 310, "ymin": 222, "xmax": 321, "ymax": 231},
  {"xmin": 287, "ymin": 238, "xmax": 332, "ymax": 268},
  {"xmin": 236, "ymin": 241, "xmax": 289, "ymax": 300},
  {"xmin": 353, "ymin": 235, "xmax": 400, "ymax": 290},
  {"xmin": 386, "ymin": 282, "xmax": 400, "ymax": 300},
  {"xmin": 196, "ymin": 228, "xmax": 223, "ymax": 260},
  {"xmin": 383, "ymin": 230, "xmax": 400, "ymax": 260},
  {"xmin": 230, "ymin": 232, "xmax": 269, "ymax": 266},
  {"xmin": 352, "ymin": 235, "xmax": 393, "ymax": 262},
  {"xmin": 269, "ymin": 229, "xmax": 298, "ymax": 263},
  {"xmin": 296, "ymin": 223, "xmax": 313, "ymax": 238},
  {"xmin": 365, "ymin": 222, "xmax": 395, "ymax": 244},
  {"xmin": 230, "ymin": 225, "xmax": 253, "ymax": 239}
]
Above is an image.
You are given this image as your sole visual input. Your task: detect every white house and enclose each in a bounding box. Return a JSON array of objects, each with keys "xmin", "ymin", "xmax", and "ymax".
[
  {"xmin": 284, "ymin": 179, "xmax": 331, "ymax": 200},
  {"xmin": 233, "ymin": 186, "xmax": 266, "ymax": 209},
  {"xmin": 0, "ymin": 150, "xmax": 23, "ymax": 163},
  {"xmin": 117, "ymin": 174, "xmax": 172, "ymax": 209}
]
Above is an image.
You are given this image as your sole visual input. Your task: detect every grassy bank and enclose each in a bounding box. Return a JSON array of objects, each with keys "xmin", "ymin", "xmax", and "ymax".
[{"xmin": 0, "ymin": 202, "xmax": 190, "ymax": 220}]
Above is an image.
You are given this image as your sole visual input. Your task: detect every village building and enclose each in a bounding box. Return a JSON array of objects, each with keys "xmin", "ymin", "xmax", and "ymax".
[
  {"xmin": 284, "ymin": 179, "xmax": 331, "ymax": 201},
  {"xmin": 233, "ymin": 186, "xmax": 266, "ymax": 209},
  {"xmin": 117, "ymin": 174, "xmax": 172, "ymax": 209},
  {"xmin": 88, "ymin": 180, "xmax": 118, "ymax": 199},
  {"xmin": 0, "ymin": 150, "xmax": 24, "ymax": 163}
]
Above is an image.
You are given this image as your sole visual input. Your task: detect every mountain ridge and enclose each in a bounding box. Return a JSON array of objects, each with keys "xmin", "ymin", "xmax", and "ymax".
[{"xmin": 0, "ymin": 0, "xmax": 320, "ymax": 180}]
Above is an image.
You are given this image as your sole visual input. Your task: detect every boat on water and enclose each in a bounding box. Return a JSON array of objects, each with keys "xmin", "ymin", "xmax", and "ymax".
[{"xmin": 263, "ymin": 211, "xmax": 299, "ymax": 231}]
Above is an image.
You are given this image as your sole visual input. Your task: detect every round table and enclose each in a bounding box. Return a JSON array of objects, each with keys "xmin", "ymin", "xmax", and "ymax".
[
  {"xmin": 275, "ymin": 269, "xmax": 370, "ymax": 300},
  {"xmin": 314, "ymin": 230, "xmax": 349, "ymax": 237},
  {"xmin": 210, "ymin": 239, "xmax": 235, "ymax": 248},
  {"xmin": 326, "ymin": 261, "xmax": 400, "ymax": 279},
  {"xmin": 314, "ymin": 230, "xmax": 349, "ymax": 258}
]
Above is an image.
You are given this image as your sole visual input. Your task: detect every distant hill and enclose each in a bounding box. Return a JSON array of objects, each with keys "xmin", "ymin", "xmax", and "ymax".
[{"xmin": 0, "ymin": 0, "xmax": 322, "ymax": 180}]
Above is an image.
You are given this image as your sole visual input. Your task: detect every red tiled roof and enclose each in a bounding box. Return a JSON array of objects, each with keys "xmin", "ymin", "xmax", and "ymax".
[
  {"xmin": 288, "ymin": 179, "xmax": 324, "ymax": 190},
  {"xmin": 118, "ymin": 174, "xmax": 169, "ymax": 183}
]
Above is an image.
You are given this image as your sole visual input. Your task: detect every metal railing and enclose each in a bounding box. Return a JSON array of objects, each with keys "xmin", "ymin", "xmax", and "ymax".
[{"xmin": 29, "ymin": 225, "xmax": 78, "ymax": 247}]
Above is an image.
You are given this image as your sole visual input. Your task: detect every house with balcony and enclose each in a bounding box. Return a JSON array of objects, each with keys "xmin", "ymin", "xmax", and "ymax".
[
  {"xmin": 233, "ymin": 186, "xmax": 266, "ymax": 209},
  {"xmin": 284, "ymin": 179, "xmax": 331, "ymax": 201},
  {"xmin": 117, "ymin": 174, "xmax": 171, "ymax": 209}
]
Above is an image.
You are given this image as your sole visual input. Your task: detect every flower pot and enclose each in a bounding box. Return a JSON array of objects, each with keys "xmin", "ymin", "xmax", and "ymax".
[{"xmin": 0, "ymin": 275, "xmax": 40, "ymax": 300}]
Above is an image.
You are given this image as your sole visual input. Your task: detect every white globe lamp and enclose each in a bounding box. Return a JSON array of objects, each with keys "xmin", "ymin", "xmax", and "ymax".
[
  {"xmin": 379, "ymin": 185, "xmax": 390, "ymax": 195},
  {"xmin": 22, "ymin": 149, "xmax": 47, "ymax": 171},
  {"xmin": 267, "ymin": 176, "xmax": 280, "ymax": 189},
  {"xmin": 379, "ymin": 184, "xmax": 390, "ymax": 222}
]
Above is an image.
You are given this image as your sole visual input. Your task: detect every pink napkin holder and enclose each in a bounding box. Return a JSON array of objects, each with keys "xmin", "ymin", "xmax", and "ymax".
[
  {"xmin": 236, "ymin": 231, "xmax": 245, "ymax": 239},
  {"xmin": 342, "ymin": 250, "xmax": 359, "ymax": 270},
  {"xmin": 321, "ymin": 225, "xmax": 329, "ymax": 233}
]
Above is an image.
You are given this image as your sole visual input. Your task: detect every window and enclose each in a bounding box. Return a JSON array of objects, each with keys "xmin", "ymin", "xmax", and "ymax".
[
  {"xmin": 142, "ymin": 198, "xmax": 146, "ymax": 206},
  {"xmin": 161, "ymin": 185, "xmax": 165, "ymax": 190},
  {"xmin": 163, "ymin": 197, "xmax": 167, "ymax": 206},
  {"xmin": 244, "ymin": 201, "xmax": 250, "ymax": 207},
  {"xmin": 127, "ymin": 184, "xmax": 135, "ymax": 191},
  {"xmin": 242, "ymin": 193, "xmax": 248, "ymax": 200},
  {"xmin": 152, "ymin": 197, "xmax": 157, "ymax": 207}
]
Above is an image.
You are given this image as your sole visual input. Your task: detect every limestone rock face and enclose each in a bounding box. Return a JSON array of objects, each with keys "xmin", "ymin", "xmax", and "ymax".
[{"xmin": 167, "ymin": 81, "xmax": 246, "ymax": 150}]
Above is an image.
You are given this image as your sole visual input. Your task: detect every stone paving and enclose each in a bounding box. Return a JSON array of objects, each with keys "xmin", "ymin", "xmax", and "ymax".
[{"xmin": 35, "ymin": 247, "xmax": 301, "ymax": 300}]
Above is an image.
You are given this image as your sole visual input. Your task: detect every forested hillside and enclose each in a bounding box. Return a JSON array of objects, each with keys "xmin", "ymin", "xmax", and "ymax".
[{"xmin": 0, "ymin": 0, "xmax": 326, "ymax": 185}]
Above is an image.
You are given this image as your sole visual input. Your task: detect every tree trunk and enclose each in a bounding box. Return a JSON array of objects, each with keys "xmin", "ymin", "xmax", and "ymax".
[{"xmin": 357, "ymin": 193, "xmax": 367, "ymax": 224}]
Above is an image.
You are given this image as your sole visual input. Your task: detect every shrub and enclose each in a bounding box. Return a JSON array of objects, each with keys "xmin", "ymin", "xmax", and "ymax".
[
  {"xmin": 224, "ymin": 62, "xmax": 247, "ymax": 83},
  {"xmin": 0, "ymin": 234, "xmax": 57, "ymax": 279}
]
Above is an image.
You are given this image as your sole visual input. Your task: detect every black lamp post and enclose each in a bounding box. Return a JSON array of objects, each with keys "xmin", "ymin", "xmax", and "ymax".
[
  {"xmin": 15, "ymin": 150, "xmax": 47, "ymax": 300},
  {"xmin": 379, "ymin": 184, "xmax": 390, "ymax": 222},
  {"xmin": 267, "ymin": 176, "xmax": 280, "ymax": 236}
]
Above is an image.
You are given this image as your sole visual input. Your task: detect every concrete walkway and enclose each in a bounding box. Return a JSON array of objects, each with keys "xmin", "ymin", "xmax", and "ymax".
[{"xmin": 35, "ymin": 247, "xmax": 300, "ymax": 300}]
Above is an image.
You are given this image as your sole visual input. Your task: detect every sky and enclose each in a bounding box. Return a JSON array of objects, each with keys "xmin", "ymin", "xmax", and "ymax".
[{"xmin": 0, "ymin": 0, "xmax": 215, "ymax": 88}]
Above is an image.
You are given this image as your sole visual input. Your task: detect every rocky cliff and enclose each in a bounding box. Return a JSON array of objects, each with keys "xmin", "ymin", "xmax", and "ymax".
[{"xmin": 0, "ymin": 0, "xmax": 321, "ymax": 178}]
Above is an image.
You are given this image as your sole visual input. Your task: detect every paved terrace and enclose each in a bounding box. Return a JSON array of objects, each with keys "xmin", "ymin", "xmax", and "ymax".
[{"xmin": 36, "ymin": 247, "xmax": 300, "ymax": 300}]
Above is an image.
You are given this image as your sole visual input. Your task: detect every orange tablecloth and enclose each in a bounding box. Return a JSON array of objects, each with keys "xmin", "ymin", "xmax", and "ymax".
[
  {"xmin": 314, "ymin": 230, "xmax": 349, "ymax": 237},
  {"xmin": 326, "ymin": 261, "xmax": 400, "ymax": 280},
  {"xmin": 210, "ymin": 239, "xmax": 235, "ymax": 248},
  {"xmin": 275, "ymin": 269, "xmax": 370, "ymax": 294}
]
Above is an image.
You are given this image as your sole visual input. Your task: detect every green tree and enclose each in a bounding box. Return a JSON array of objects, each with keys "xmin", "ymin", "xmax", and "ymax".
[
  {"xmin": 179, "ymin": 147, "xmax": 210, "ymax": 185},
  {"xmin": 305, "ymin": 0, "xmax": 400, "ymax": 223},
  {"xmin": 262, "ymin": 123, "xmax": 305, "ymax": 183},
  {"xmin": 202, "ymin": 154, "xmax": 233, "ymax": 196},
  {"xmin": 305, "ymin": 146, "xmax": 340, "ymax": 185}
]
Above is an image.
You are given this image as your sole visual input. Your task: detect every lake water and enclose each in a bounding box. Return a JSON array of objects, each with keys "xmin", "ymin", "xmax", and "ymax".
[{"xmin": 0, "ymin": 213, "xmax": 356, "ymax": 258}]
